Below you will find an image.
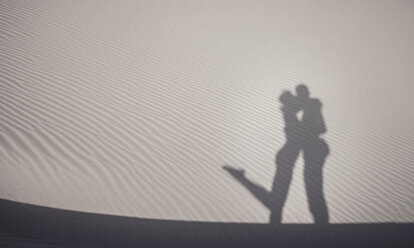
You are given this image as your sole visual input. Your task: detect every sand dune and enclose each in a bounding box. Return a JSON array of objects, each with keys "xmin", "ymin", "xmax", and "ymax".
[{"xmin": 1, "ymin": 0, "xmax": 414, "ymax": 224}]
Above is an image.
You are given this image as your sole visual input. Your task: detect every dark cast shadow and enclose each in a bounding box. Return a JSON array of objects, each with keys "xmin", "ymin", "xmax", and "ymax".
[
  {"xmin": 223, "ymin": 85, "xmax": 329, "ymax": 224},
  {"xmin": 1, "ymin": 198, "xmax": 413, "ymax": 247}
]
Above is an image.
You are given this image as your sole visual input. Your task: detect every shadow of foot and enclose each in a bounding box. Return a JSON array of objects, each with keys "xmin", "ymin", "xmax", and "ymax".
[{"xmin": 222, "ymin": 165, "xmax": 245, "ymax": 179}]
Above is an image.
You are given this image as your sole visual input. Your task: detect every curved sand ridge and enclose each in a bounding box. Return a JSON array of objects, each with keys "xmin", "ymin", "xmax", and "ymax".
[{"xmin": 1, "ymin": 0, "xmax": 414, "ymax": 223}]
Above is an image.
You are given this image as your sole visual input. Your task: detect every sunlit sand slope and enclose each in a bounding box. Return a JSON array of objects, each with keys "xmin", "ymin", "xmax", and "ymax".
[{"xmin": 1, "ymin": 0, "xmax": 414, "ymax": 223}]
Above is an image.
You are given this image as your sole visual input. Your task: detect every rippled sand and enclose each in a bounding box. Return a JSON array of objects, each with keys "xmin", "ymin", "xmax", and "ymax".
[{"xmin": 1, "ymin": 0, "xmax": 414, "ymax": 223}]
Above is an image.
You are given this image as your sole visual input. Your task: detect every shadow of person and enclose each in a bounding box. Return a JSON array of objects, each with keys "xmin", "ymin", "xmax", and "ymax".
[{"xmin": 223, "ymin": 85, "xmax": 329, "ymax": 224}]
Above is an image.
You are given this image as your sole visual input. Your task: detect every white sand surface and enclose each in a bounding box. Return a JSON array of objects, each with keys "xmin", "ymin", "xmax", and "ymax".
[{"xmin": 1, "ymin": 0, "xmax": 414, "ymax": 223}]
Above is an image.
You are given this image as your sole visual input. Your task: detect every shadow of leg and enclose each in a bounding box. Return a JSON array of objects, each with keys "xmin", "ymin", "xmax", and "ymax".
[
  {"xmin": 303, "ymin": 138, "xmax": 329, "ymax": 224},
  {"xmin": 270, "ymin": 142, "xmax": 300, "ymax": 224},
  {"xmin": 223, "ymin": 165, "xmax": 272, "ymax": 209}
]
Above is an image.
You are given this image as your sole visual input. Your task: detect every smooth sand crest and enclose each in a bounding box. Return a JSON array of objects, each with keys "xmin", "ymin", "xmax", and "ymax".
[{"xmin": 1, "ymin": 0, "xmax": 414, "ymax": 223}]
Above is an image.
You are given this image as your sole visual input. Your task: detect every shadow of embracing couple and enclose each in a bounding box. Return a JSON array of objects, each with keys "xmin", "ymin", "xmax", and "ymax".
[
  {"xmin": 223, "ymin": 84, "xmax": 329, "ymax": 224},
  {"xmin": 2, "ymin": 84, "xmax": 414, "ymax": 247}
]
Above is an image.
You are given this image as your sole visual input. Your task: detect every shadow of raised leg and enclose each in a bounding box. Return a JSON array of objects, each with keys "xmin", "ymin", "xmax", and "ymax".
[{"xmin": 223, "ymin": 165, "xmax": 272, "ymax": 210}]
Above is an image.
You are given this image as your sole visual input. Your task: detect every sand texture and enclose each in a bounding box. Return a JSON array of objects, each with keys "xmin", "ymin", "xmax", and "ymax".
[{"xmin": 1, "ymin": 0, "xmax": 414, "ymax": 225}]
